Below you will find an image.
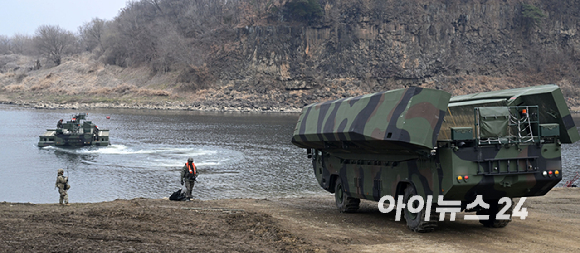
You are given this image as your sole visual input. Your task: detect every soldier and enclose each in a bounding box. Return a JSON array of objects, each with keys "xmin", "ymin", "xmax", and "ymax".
[
  {"xmin": 55, "ymin": 168, "xmax": 70, "ymax": 205},
  {"xmin": 180, "ymin": 157, "xmax": 198, "ymax": 200},
  {"xmin": 57, "ymin": 119, "xmax": 63, "ymax": 128}
]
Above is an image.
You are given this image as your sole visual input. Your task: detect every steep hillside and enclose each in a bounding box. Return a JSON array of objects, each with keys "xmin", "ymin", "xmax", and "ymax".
[
  {"xmin": 1, "ymin": 0, "xmax": 579, "ymax": 111},
  {"xmin": 216, "ymin": 0, "xmax": 580, "ymax": 105}
]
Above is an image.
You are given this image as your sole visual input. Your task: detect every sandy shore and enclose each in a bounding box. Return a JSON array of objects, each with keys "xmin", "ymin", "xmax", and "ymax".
[{"xmin": 1, "ymin": 187, "xmax": 580, "ymax": 252}]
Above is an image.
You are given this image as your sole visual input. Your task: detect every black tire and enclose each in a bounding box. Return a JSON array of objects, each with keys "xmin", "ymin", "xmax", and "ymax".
[
  {"xmin": 403, "ymin": 184, "xmax": 437, "ymax": 233},
  {"xmin": 335, "ymin": 179, "xmax": 360, "ymax": 213},
  {"xmin": 477, "ymin": 199, "xmax": 512, "ymax": 228}
]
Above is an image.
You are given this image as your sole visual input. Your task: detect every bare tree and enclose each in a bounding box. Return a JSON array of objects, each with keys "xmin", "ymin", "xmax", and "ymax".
[
  {"xmin": 104, "ymin": 0, "xmax": 160, "ymax": 67},
  {"xmin": 33, "ymin": 25, "xmax": 76, "ymax": 65},
  {"xmin": 79, "ymin": 18, "xmax": 106, "ymax": 52},
  {"xmin": 153, "ymin": 27, "xmax": 205, "ymax": 72},
  {"xmin": 10, "ymin": 34, "xmax": 34, "ymax": 55},
  {"xmin": 100, "ymin": 0, "xmax": 244, "ymax": 71},
  {"xmin": 0, "ymin": 35, "xmax": 10, "ymax": 54}
]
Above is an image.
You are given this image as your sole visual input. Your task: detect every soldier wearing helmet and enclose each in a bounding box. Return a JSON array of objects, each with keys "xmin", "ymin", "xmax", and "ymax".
[
  {"xmin": 180, "ymin": 157, "xmax": 198, "ymax": 200},
  {"xmin": 55, "ymin": 168, "xmax": 70, "ymax": 205}
]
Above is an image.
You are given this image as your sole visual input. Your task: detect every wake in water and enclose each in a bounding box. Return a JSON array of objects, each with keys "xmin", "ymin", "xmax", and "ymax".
[{"xmin": 40, "ymin": 144, "xmax": 240, "ymax": 170}]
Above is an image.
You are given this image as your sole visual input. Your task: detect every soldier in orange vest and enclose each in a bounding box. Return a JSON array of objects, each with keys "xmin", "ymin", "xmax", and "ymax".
[{"xmin": 180, "ymin": 157, "xmax": 198, "ymax": 200}]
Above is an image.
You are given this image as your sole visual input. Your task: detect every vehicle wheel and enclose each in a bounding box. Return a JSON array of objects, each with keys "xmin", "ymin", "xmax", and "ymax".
[
  {"xmin": 335, "ymin": 179, "xmax": 360, "ymax": 213},
  {"xmin": 403, "ymin": 184, "xmax": 437, "ymax": 233},
  {"xmin": 477, "ymin": 199, "xmax": 512, "ymax": 228}
]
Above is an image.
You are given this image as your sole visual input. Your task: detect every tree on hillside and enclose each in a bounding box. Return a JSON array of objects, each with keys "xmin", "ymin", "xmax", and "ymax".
[
  {"xmin": 10, "ymin": 34, "xmax": 34, "ymax": 55},
  {"xmin": 154, "ymin": 28, "xmax": 206, "ymax": 72},
  {"xmin": 101, "ymin": 0, "xmax": 232, "ymax": 70},
  {"xmin": 33, "ymin": 25, "xmax": 76, "ymax": 66},
  {"xmin": 79, "ymin": 18, "xmax": 106, "ymax": 53},
  {"xmin": 522, "ymin": 4, "xmax": 546, "ymax": 28},
  {"xmin": 284, "ymin": 0, "xmax": 323, "ymax": 22},
  {"xmin": 102, "ymin": 0, "xmax": 160, "ymax": 67},
  {"xmin": 521, "ymin": 3, "xmax": 546, "ymax": 34},
  {"xmin": 0, "ymin": 35, "xmax": 10, "ymax": 54}
]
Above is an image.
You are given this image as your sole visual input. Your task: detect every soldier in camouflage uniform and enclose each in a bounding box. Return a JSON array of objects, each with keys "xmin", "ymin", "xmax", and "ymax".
[
  {"xmin": 55, "ymin": 168, "xmax": 69, "ymax": 205},
  {"xmin": 181, "ymin": 158, "xmax": 198, "ymax": 200}
]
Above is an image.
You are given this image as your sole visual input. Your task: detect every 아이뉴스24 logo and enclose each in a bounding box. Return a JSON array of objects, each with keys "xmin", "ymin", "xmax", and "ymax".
[{"xmin": 378, "ymin": 195, "xmax": 528, "ymax": 221}]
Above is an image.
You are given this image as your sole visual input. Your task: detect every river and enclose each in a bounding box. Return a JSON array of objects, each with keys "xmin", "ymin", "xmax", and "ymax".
[
  {"xmin": 0, "ymin": 105, "xmax": 325, "ymax": 203},
  {"xmin": 1, "ymin": 104, "xmax": 579, "ymax": 204}
]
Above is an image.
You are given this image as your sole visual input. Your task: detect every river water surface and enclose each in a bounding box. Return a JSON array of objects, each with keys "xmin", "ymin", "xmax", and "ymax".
[
  {"xmin": 0, "ymin": 105, "xmax": 325, "ymax": 203},
  {"xmin": 1, "ymin": 104, "xmax": 580, "ymax": 204}
]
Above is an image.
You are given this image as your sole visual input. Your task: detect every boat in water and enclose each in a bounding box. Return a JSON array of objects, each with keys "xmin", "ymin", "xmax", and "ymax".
[{"xmin": 38, "ymin": 113, "xmax": 110, "ymax": 147}]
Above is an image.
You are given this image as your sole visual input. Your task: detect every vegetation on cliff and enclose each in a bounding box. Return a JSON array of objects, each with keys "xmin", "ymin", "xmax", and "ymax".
[{"xmin": 1, "ymin": 0, "xmax": 579, "ymax": 111}]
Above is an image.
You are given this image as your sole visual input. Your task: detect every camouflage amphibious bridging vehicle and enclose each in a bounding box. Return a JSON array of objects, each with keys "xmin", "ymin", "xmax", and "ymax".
[
  {"xmin": 38, "ymin": 113, "xmax": 110, "ymax": 147},
  {"xmin": 292, "ymin": 84, "xmax": 579, "ymax": 232}
]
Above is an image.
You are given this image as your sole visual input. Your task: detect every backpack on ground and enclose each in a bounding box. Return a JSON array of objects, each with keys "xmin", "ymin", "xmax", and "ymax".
[{"xmin": 169, "ymin": 188, "xmax": 187, "ymax": 201}]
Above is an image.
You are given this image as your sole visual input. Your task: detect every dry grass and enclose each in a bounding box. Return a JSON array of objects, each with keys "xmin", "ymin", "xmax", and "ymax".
[
  {"xmin": 136, "ymin": 88, "xmax": 170, "ymax": 97},
  {"xmin": 0, "ymin": 54, "xmax": 184, "ymax": 103},
  {"xmin": 1, "ymin": 52, "xmax": 579, "ymax": 111},
  {"xmin": 29, "ymin": 81, "xmax": 51, "ymax": 91},
  {"xmin": 4, "ymin": 83, "xmax": 26, "ymax": 92}
]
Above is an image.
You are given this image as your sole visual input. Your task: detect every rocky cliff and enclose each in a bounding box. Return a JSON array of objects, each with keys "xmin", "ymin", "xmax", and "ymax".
[{"xmin": 206, "ymin": 0, "xmax": 579, "ymax": 107}]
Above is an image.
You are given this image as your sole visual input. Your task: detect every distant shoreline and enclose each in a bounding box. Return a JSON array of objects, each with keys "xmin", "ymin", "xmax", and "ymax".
[
  {"xmin": 5, "ymin": 100, "xmax": 580, "ymax": 114},
  {"xmin": 0, "ymin": 100, "xmax": 302, "ymax": 113}
]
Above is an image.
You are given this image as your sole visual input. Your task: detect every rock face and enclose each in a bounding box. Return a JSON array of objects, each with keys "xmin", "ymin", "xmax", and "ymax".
[{"xmin": 210, "ymin": 0, "xmax": 579, "ymax": 102}]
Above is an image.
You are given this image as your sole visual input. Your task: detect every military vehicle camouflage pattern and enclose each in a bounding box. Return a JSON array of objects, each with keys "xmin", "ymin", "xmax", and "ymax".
[
  {"xmin": 292, "ymin": 84, "xmax": 578, "ymax": 232},
  {"xmin": 38, "ymin": 113, "xmax": 110, "ymax": 147}
]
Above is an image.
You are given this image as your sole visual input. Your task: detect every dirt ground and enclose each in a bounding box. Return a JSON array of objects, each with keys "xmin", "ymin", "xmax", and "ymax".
[{"xmin": 2, "ymin": 188, "xmax": 580, "ymax": 253}]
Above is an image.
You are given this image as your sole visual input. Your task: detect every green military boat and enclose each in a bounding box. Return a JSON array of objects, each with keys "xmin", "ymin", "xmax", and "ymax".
[
  {"xmin": 38, "ymin": 113, "xmax": 110, "ymax": 147},
  {"xmin": 292, "ymin": 84, "xmax": 578, "ymax": 232}
]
